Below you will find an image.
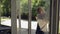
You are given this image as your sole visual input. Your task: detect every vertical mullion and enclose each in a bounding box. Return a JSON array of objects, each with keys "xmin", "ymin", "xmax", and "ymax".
[
  {"xmin": 11, "ymin": 0, "xmax": 17, "ymax": 34},
  {"xmin": 50, "ymin": 0, "xmax": 59, "ymax": 34},
  {"xmin": 28, "ymin": 0, "xmax": 32, "ymax": 34},
  {"xmin": 53, "ymin": 0, "xmax": 59, "ymax": 34},
  {"xmin": 56, "ymin": 0, "xmax": 59, "ymax": 34},
  {"xmin": 50, "ymin": 0, "xmax": 54, "ymax": 34},
  {"xmin": 16, "ymin": 0, "xmax": 21, "ymax": 34}
]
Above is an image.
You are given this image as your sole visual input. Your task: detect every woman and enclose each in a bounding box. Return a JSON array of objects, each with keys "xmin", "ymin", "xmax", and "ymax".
[{"xmin": 36, "ymin": 7, "xmax": 47, "ymax": 34}]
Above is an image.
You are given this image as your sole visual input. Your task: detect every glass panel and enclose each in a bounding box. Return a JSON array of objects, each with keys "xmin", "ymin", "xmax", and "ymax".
[
  {"xmin": 0, "ymin": 0, "xmax": 11, "ymax": 34},
  {"xmin": 0, "ymin": 0, "xmax": 51, "ymax": 34},
  {"xmin": 31, "ymin": 0, "xmax": 50, "ymax": 34},
  {"xmin": 18, "ymin": 0, "xmax": 51, "ymax": 34},
  {"xmin": 20, "ymin": 0, "xmax": 28, "ymax": 34}
]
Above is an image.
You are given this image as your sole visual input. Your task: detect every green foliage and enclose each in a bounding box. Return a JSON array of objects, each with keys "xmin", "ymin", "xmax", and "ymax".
[
  {"xmin": 1, "ymin": 0, "xmax": 50, "ymax": 20},
  {"xmin": 1, "ymin": 0, "xmax": 11, "ymax": 17},
  {"xmin": 32, "ymin": 0, "xmax": 46, "ymax": 17},
  {"xmin": 21, "ymin": 0, "xmax": 46, "ymax": 17}
]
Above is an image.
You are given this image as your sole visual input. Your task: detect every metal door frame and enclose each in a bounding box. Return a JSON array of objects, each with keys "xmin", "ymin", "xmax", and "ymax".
[{"xmin": 50, "ymin": 0, "xmax": 59, "ymax": 34}]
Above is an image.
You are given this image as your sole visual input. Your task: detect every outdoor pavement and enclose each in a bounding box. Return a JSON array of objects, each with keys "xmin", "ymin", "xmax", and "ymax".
[
  {"xmin": 1, "ymin": 19, "xmax": 37, "ymax": 30},
  {"xmin": 1, "ymin": 19, "xmax": 49, "ymax": 34},
  {"xmin": 1, "ymin": 19, "xmax": 37, "ymax": 34}
]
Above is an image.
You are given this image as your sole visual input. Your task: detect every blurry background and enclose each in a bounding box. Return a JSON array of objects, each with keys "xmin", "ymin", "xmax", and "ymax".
[
  {"xmin": 1, "ymin": 0, "xmax": 57, "ymax": 34},
  {"xmin": 0, "ymin": 0, "xmax": 50, "ymax": 20}
]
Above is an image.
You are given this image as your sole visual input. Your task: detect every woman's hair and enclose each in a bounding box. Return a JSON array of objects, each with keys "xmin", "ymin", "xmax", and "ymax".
[{"xmin": 37, "ymin": 7, "xmax": 45, "ymax": 14}]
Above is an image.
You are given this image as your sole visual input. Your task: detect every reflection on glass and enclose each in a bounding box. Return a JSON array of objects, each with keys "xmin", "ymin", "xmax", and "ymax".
[
  {"xmin": 0, "ymin": 0, "xmax": 50, "ymax": 34},
  {"xmin": 20, "ymin": 0, "xmax": 28, "ymax": 34},
  {"xmin": 31, "ymin": 0, "xmax": 50, "ymax": 34},
  {"xmin": 35, "ymin": 7, "xmax": 48, "ymax": 34},
  {"xmin": 0, "ymin": 0, "xmax": 11, "ymax": 34}
]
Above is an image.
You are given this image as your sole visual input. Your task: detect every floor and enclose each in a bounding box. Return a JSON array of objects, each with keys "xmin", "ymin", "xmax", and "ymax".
[
  {"xmin": 18, "ymin": 28, "xmax": 36, "ymax": 34},
  {"xmin": 0, "ymin": 19, "xmax": 49, "ymax": 34},
  {"xmin": 0, "ymin": 25, "xmax": 36, "ymax": 34}
]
